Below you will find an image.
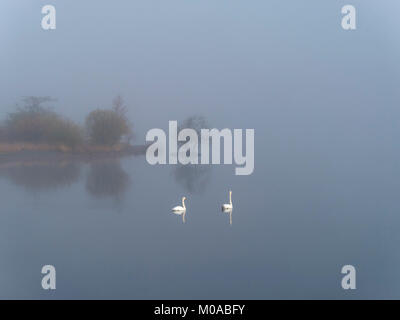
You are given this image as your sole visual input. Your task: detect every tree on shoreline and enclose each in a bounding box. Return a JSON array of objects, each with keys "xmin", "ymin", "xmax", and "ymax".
[
  {"xmin": 85, "ymin": 95, "xmax": 132, "ymax": 146},
  {"xmin": 5, "ymin": 96, "xmax": 83, "ymax": 147}
]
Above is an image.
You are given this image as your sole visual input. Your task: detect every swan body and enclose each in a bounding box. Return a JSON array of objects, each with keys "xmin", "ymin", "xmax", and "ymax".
[
  {"xmin": 222, "ymin": 191, "xmax": 233, "ymax": 210},
  {"xmin": 172, "ymin": 197, "xmax": 186, "ymax": 212},
  {"xmin": 172, "ymin": 208, "xmax": 185, "ymax": 214}
]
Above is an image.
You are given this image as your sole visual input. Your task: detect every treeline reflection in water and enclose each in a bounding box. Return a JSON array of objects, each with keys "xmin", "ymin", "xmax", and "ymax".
[
  {"xmin": 85, "ymin": 161, "xmax": 131, "ymax": 200},
  {"xmin": 0, "ymin": 154, "xmax": 213, "ymax": 202},
  {"xmin": 0, "ymin": 161, "xmax": 81, "ymax": 192},
  {"xmin": 173, "ymin": 115, "xmax": 212, "ymax": 195},
  {"xmin": 0, "ymin": 158, "xmax": 131, "ymax": 201}
]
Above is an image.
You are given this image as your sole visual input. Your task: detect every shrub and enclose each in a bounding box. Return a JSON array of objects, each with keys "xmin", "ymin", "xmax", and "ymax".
[
  {"xmin": 0, "ymin": 123, "xmax": 5, "ymax": 141},
  {"xmin": 85, "ymin": 109, "xmax": 130, "ymax": 146},
  {"xmin": 6, "ymin": 105, "xmax": 83, "ymax": 147},
  {"xmin": 45, "ymin": 116, "xmax": 84, "ymax": 147}
]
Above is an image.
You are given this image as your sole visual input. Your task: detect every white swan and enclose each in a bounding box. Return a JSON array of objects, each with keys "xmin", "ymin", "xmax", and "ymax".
[
  {"xmin": 172, "ymin": 196, "xmax": 186, "ymax": 212},
  {"xmin": 222, "ymin": 190, "xmax": 233, "ymax": 210}
]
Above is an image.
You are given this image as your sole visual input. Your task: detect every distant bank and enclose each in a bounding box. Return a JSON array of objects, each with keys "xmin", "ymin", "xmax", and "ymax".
[{"xmin": 0, "ymin": 143, "xmax": 147, "ymax": 167}]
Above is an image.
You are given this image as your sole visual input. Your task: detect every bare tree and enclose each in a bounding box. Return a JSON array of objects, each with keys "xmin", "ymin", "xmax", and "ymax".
[
  {"xmin": 112, "ymin": 95, "xmax": 134, "ymax": 144},
  {"xmin": 21, "ymin": 96, "xmax": 57, "ymax": 111},
  {"xmin": 112, "ymin": 95, "xmax": 128, "ymax": 116}
]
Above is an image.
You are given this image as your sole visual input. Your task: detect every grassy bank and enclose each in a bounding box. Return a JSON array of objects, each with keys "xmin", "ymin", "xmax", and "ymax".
[
  {"xmin": 0, "ymin": 142, "xmax": 127, "ymax": 153},
  {"xmin": 0, "ymin": 142, "xmax": 147, "ymax": 156}
]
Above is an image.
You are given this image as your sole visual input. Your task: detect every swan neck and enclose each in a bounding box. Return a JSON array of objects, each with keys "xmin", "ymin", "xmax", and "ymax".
[
  {"xmin": 182, "ymin": 198, "xmax": 186, "ymax": 208},
  {"xmin": 229, "ymin": 192, "xmax": 232, "ymax": 205}
]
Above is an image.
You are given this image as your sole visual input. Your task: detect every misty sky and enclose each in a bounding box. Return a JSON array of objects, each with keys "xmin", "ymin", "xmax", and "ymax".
[{"xmin": 1, "ymin": 1, "xmax": 399, "ymax": 137}]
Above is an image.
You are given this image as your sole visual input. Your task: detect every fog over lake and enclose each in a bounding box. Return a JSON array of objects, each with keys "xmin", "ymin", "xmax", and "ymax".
[{"xmin": 1, "ymin": 1, "xmax": 400, "ymax": 299}]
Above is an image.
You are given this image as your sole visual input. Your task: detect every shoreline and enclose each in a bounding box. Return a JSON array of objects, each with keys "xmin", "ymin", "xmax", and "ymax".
[{"xmin": 0, "ymin": 143, "xmax": 147, "ymax": 166}]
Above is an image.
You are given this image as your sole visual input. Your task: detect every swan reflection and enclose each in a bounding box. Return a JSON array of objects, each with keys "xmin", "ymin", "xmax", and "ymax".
[
  {"xmin": 172, "ymin": 209, "xmax": 186, "ymax": 223},
  {"xmin": 222, "ymin": 207, "xmax": 233, "ymax": 225}
]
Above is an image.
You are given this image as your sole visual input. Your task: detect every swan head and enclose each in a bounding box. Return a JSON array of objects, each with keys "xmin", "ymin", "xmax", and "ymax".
[{"xmin": 182, "ymin": 196, "xmax": 186, "ymax": 201}]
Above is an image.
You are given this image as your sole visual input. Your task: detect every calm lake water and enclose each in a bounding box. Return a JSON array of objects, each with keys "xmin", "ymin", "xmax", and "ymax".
[{"xmin": 0, "ymin": 110, "xmax": 399, "ymax": 299}]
